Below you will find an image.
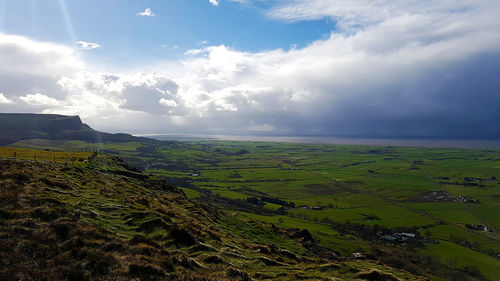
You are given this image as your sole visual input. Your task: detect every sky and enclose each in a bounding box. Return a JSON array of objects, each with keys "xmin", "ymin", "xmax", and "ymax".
[{"xmin": 0, "ymin": 0, "xmax": 499, "ymax": 139}]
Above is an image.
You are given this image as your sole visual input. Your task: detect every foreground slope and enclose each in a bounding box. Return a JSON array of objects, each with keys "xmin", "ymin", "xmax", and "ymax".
[{"xmin": 0, "ymin": 151, "xmax": 423, "ymax": 281}]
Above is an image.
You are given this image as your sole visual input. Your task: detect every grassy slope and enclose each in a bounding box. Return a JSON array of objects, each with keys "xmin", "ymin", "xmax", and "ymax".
[{"xmin": 0, "ymin": 148, "xmax": 428, "ymax": 281}]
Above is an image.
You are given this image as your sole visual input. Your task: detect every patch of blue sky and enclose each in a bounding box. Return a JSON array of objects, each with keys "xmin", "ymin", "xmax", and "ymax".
[{"xmin": 0, "ymin": 0, "xmax": 335, "ymax": 65}]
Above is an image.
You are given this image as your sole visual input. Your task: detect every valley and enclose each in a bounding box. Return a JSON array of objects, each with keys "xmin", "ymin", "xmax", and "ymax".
[{"xmin": 7, "ymin": 138, "xmax": 500, "ymax": 280}]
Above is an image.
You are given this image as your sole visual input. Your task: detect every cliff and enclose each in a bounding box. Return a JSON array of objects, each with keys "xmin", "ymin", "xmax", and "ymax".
[{"xmin": 0, "ymin": 113, "xmax": 159, "ymax": 145}]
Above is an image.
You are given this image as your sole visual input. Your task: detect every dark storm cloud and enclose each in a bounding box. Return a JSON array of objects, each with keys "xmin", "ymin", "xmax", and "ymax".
[{"xmin": 289, "ymin": 53, "xmax": 500, "ymax": 138}]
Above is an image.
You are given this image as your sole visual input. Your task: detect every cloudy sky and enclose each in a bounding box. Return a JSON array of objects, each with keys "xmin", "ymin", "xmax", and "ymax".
[{"xmin": 0, "ymin": 0, "xmax": 499, "ymax": 138}]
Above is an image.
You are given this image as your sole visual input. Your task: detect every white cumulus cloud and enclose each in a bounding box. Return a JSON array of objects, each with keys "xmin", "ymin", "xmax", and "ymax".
[
  {"xmin": 20, "ymin": 93, "xmax": 64, "ymax": 107},
  {"xmin": 76, "ymin": 41, "xmax": 101, "ymax": 50},
  {"xmin": 137, "ymin": 8, "xmax": 155, "ymax": 17},
  {"xmin": 210, "ymin": 0, "xmax": 219, "ymax": 7},
  {"xmin": 0, "ymin": 93, "xmax": 14, "ymax": 104},
  {"xmin": 159, "ymin": 98, "xmax": 178, "ymax": 108}
]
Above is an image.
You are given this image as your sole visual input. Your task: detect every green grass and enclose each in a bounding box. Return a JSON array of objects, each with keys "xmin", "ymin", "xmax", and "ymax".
[
  {"xmin": 234, "ymin": 211, "xmax": 369, "ymax": 255},
  {"xmin": 179, "ymin": 187, "xmax": 201, "ymax": 199},
  {"xmin": 10, "ymin": 138, "xmax": 500, "ymax": 279},
  {"xmin": 421, "ymin": 240, "xmax": 500, "ymax": 280},
  {"xmin": 0, "ymin": 146, "xmax": 92, "ymax": 164}
]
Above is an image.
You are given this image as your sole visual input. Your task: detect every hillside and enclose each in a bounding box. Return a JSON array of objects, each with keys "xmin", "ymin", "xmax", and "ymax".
[
  {"xmin": 0, "ymin": 148, "xmax": 430, "ymax": 281},
  {"xmin": 0, "ymin": 113, "xmax": 160, "ymax": 145}
]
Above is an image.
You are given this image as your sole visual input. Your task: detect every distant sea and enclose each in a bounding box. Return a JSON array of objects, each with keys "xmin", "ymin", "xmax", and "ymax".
[{"xmin": 133, "ymin": 134, "xmax": 500, "ymax": 149}]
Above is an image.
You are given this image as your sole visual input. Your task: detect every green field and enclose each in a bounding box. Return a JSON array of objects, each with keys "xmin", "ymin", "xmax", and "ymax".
[
  {"xmin": 12, "ymin": 139, "xmax": 500, "ymax": 280},
  {"xmin": 0, "ymin": 146, "xmax": 92, "ymax": 164}
]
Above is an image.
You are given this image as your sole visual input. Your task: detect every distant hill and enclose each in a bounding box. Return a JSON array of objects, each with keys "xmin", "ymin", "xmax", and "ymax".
[{"xmin": 0, "ymin": 113, "xmax": 161, "ymax": 145}]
